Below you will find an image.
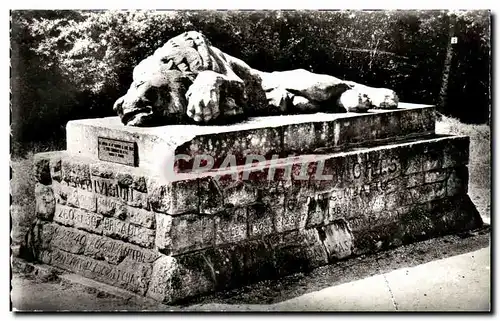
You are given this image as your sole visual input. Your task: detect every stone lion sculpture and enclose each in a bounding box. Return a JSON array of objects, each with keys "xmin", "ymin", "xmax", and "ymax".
[{"xmin": 113, "ymin": 31, "xmax": 399, "ymax": 126}]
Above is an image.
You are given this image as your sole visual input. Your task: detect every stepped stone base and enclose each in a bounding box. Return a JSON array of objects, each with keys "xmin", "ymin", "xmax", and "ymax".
[
  {"xmin": 29, "ymin": 105, "xmax": 482, "ymax": 304},
  {"xmin": 67, "ymin": 103, "xmax": 435, "ymax": 172}
]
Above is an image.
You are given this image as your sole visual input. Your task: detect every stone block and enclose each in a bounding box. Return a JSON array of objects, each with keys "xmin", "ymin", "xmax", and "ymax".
[
  {"xmin": 96, "ymin": 195, "xmax": 124, "ymax": 217},
  {"xmin": 33, "ymin": 154, "xmax": 51, "ymax": 185},
  {"xmin": 147, "ymin": 177, "xmax": 198, "ymax": 214},
  {"xmin": 95, "ymin": 196, "xmax": 154, "ymax": 228},
  {"xmin": 424, "ymin": 169, "xmax": 449, "ymax": 184},
  {"xmin": 44, "ymin": 223, "xmax": 159, "ymax": 265},
  {"xmin": 49, "ymin": 224, "xmax": 88, "ymax": 254},
  {"xmin": 61, "ymin": 158, "xmax": 91, "ymax": 188},
  {"xmin": 320, "ymin": 219, "xmax": 354, "ymax": 260},
  {"xmin": 35, "ymin": 183, "xmax": 56, "ymax": 220},
  {"xmin": 83, "ymin": 233, "xmax": 159, "ymax": 265},
  {"xmin": 304, "ymin": 194, "xmax": 326, "ymax": 227},
  {"xmin": 42, "ymin": 248, "xmax": 152, "ymax": 296},
  {"xmin": 442, "ymin": 136, "xmax": 470, "ymax": 168},
  {"xmin": 214, "ymin": 207, "xmax": 247, "ymax": 245},
  {"xmin": 406, "ymin": 173, "xmax": 424, "ymax": 188},
  {"xmin": 50, "ymin": 155, "xmax": 62, "ymax": 182},
  {"xmin": 300, "ymin": 229, "xmax": 330, "ymax": 268},
  {"xmin": 447, "ymin": 166, "xmax": 469, "ymax": 197},
  {"xmin": 247, "ymin": 203, "xmax": 274, "ymax": 238},
  {"xmin": 66, "ymin": 104, "xmax": 434, "ymax": 171},
  {"xmin": 101, "ymin": 217, "xmax": 155, "ymax": 248},
  {"xmin": 155, "ymin": 213, "xmax": 214, "ymax": 255},
  {"xmin": 65, "ymin": 186, "xmax": 79, "ymax": 208},
  {"xmin": 146, "ymin": 255, "xmax": 214, "ymax": 303},
  {"xmin": 53, "ymin": 204, "xmax": 103, "ymax": 234},
  {"xmin": 52, "ymin": 181, "xmax": 66, "ymax": 205},
  {"xmin": 127, "ymin": 190, "xmax": 149, "ymax": 209},
  {"xmin": 211, "ymin": 177, "xmax": 259, "ymax": 208},
  {"xmin": 198, "ymin": 177, "xmax": 225, "ymax": 214},
  {"xmin": 77, "ymin": 189, "xmax": 97, "ymax": 212},
  {"xmin": 404, "ymin": 181, "xmax": 446, "ymax": 205}
]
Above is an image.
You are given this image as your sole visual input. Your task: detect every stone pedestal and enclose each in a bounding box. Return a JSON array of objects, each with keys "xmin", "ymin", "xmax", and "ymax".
[{"xmin": 30, "ymin": 103, "xmax": 482, "ymax": 304}]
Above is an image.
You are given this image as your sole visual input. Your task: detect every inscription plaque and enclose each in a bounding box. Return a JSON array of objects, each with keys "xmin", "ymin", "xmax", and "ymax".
[{"xmin": 98, "ymin": 137, "xmax": 137, "ymax": 167}]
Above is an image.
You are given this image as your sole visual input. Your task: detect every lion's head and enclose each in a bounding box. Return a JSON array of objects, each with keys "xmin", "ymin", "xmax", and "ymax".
[{"xmin": 114, "ymin": 31, "xmax": 226, "ymax": 126}]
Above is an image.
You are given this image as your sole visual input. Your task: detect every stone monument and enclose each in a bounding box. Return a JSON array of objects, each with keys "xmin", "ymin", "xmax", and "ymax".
[{"xmin": 27, "ymin": 31, "xmax": 483, "ymax": 304}]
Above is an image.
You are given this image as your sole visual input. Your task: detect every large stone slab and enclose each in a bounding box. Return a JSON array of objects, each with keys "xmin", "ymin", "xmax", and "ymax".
[
  {"xmin": 145, "ymin": 193, "xmax": 482, "ymax": 304},
  {"xmin": 67, "ymin": 103, "xmax": 434, "ymax": 171}
]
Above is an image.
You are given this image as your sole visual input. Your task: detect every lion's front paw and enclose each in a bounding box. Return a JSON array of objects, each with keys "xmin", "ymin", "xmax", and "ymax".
[
  {"xmin": 185, "ymin": 74, "xmax": 223, "ymax": 123},
  {"xmin": 337, "ymin": 89, "xmax": 371, "ymax": 112},
  {"xmin": 366, "ymin": 88, "xmax": 399, "ymax": 109}
]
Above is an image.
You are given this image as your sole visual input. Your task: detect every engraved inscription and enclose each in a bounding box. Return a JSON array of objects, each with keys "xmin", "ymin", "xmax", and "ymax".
[
  {"xmin": 102, "ymin": 217, "xmax": 155, "ymax": 248},
  {"xmin": 49, "ymin": 249, "xmax": 145, "ymax": 291},
  {"xmin": 54, "ymin": 205, "xmax": 102, "ymax": 233},
  {"xmin": 98, "ymin": 137, "xmax": 136, "ymax": 167}
]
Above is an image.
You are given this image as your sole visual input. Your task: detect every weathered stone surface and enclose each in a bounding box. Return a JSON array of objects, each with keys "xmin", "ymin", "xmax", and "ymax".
[
  {"xmin": 96, "ymin": 196, "xmax": 155, "ymax": 228},
  {"xmin": 147, "ymin": 178, "xmax": 198, "ymax": 214},
  {"xmin": 447, "ymin": 166, "xmax": 469, "ymax": 197},
  {"xmin": 61, "ymin": 158, "xmax": 91, "ymax": 187},
  {"xmin": 294, "ymin": 228, "xmax": 328, "ymax": 268},
  {"xmin": 65, "ymin": 186, "xmax": 79, "ymax": 208},
  {"xmin": 35, "ymin": 183, "xmax": 56, "ymax": 220},
  {"xmin": 89, "ymin": 162, "xmax": 115, "ymax": 178},
  {"xmin": 155, "ymin": 213, "xmax": 214, "ymax": 255},
  {"xmin": 91, "ymin": 176, "xmax": 137, "ymax": 202},
  {"xmin": 283, "ymin": 106, "xmax": 435, "ymax": 153},
  {"xmin": 247, "ymin": 203, "xmax": 274, "ymax": 238},
  {"xmin": 33, "ymin": 154, "xmax": 51, "ymax": 185},
  {"xmin": 350, "ymin": 195, "xmax": 483, "ymax": 255},
  {"xmin": 424, "ymin": 169, "xmax": 449, "ymax": 183},
  {"xmin": 77, "ymin": 189, "xmax": 97, "ymax": 212},
  {"xmin": 146, "ymin": 255, "xmax": 214, "ymax": 303},
  {"xmin": 404, "ymin": 181, "xmax": 446, "ymax": 205},
  {"xmin": 53, "ymin": 204, "xmax": 103, "ymax": 234},
  {"xmin": 96, "ymin": 195, "xmax": 124, "ymax": 217},
  {"xmin": 49, "ymin": 223, "xmax": 88, "ymax": 254},
  {"xmin": 214, "ymin": 207, "xmax": 247, "ymax": 245},
  {"xmin": 50, "ymin": 155, "xmax": 62, "ymax": 182},
  {"xmin": 83, "ymin": 233, "xmax": 159, "ymax": 264},
  {"xmin": 442, "ymin": 138, "xmax": 470, "ymax": 168},
  {"xmin": 320, "ymin": 220, "xmax": 354, "ymax": 260},
  {"xmin": 200, "ymin": 176, "xmax": 260, "ymax": 213},
  {"xmin": 101, "ymin": 217, "xmax": 155, "ymax": 248},
  {"xmin": 147, "ymin": 228, "xmax": 331, "ymax": 304},
  {"xmin": 43, "ymin": 223, "xmax": 159, "ymax": 265},
  {"xmin": 305, "ymin": 194, "xmax": 328, "ymax": 227},
  {"xmin": 177, "ymin": 127, "xmax": 283, "ymax": 171},
  {"xmin": 406, "ymin": 173, "xmax": 424, "ymax": 188},
  {"xmin": 67, "ymin": 104, "xmax": 434, "ymax": 171},
  {"xmin": 40, "ymin": 248, "xmax": 152, "ymax": 296},
  {"xmin": 51, "ymin": 181, "xmax": 66, "ymax": 205},
  {"xmin": 126, "ymin": 190, "xmax": 148, "ymax": 209},
  {"xmin": 198, "ymin": 177, "xmax": 226, "ymax": 214},
  {"xmin": 133, "ymin": 176, "xmax": 148, "ymax": 193}
]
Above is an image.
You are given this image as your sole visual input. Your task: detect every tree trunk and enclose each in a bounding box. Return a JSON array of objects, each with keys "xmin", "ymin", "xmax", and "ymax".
[{"xmin": 438, "ymin": 13, "xmax": 457, "ymax": 115}]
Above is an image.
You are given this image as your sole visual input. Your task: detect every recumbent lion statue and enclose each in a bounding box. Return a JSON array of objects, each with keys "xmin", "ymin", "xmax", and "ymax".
[{"xmin": 113, "ymin": 31, "xmax": 399, "ymax": 126}]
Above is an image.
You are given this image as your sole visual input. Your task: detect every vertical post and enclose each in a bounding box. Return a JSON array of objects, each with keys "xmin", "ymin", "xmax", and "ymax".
[{"xmin": 438, "ymin": 12, "xmax": 457, "ymax": 115}]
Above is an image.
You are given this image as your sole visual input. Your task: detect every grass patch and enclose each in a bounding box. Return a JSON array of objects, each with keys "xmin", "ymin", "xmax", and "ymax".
[
  {"xmin": 10, "ymin": 138, "xmax": 65, "ymax": 245},
  {"xmin": 436, "ymin": 114, "xmax": 491, "ymax": 189}
]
